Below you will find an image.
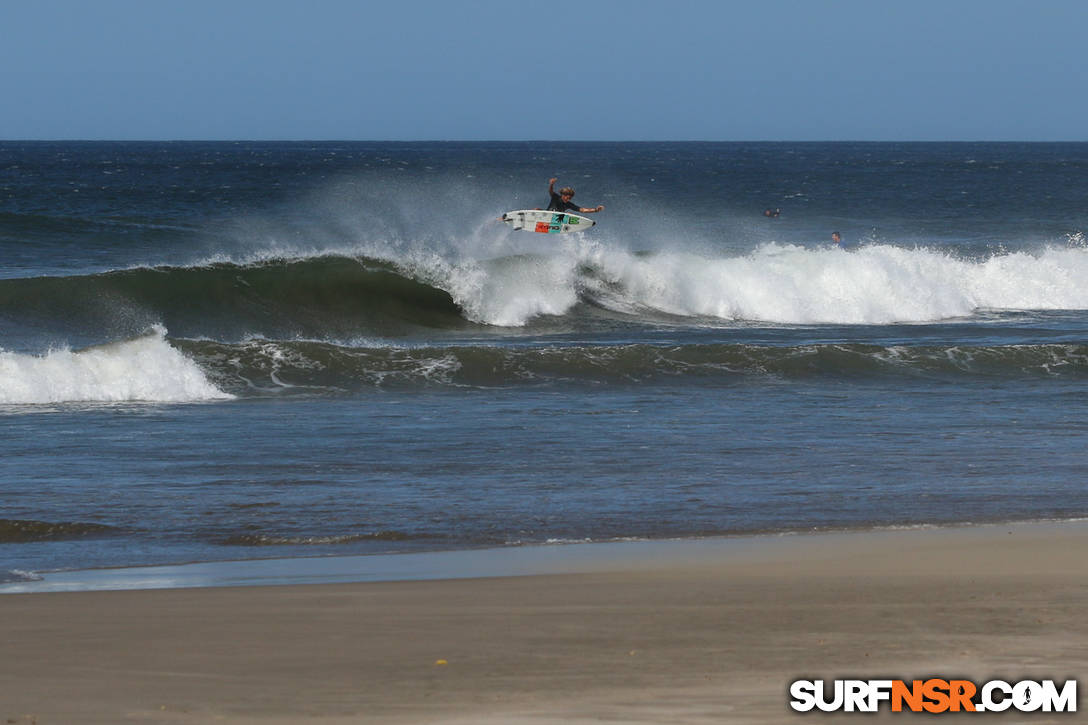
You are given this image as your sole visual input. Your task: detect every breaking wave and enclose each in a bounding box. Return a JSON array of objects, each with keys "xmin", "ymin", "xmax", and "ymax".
[
  {"xmin": 2, "ymin": 243, "xmax": 1087, "ymax": 342},
  {"xmin": 0, "ymin": 327, "xmax": 231, "ymax": 404}
]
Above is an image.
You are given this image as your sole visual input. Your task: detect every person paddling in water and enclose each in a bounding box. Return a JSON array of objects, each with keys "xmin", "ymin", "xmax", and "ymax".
[{"xmin": 546, "ymin": 178, "xmax": 604, "ymax": 214}]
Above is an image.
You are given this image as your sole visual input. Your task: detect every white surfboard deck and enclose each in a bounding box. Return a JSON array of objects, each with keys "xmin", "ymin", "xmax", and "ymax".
[{"xmin": 501, "ymin": 209, "xmax": 596, "ymax": 234}]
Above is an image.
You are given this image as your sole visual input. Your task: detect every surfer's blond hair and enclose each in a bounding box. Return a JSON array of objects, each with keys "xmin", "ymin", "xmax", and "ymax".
[{"xmin": 559, "ymin": 187, "xmax": 575, "ymax": 197}]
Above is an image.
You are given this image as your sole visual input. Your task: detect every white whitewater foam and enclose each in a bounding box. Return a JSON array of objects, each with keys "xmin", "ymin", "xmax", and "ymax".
[
  {"xmin": 445, "ymin": 241, "xmax": 1088, "ymax": 327},
  {"xmin": 446, "ymin": 254, "xmax": 580, "ymax": 327},
  {"xmin": 0, "ymin": 327, "xmax": 231, "ymax": 405},
  {"xmin": 0, "ymin": 569, "xmax": 43, "ymax": 584}
]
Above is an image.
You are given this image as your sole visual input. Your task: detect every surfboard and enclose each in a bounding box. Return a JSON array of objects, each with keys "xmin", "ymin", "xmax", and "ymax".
[{"xmin": 501, "ymin": 209, "xmax": 596, "ymax": 234}]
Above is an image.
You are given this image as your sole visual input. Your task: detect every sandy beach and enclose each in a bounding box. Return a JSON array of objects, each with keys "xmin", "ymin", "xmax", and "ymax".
[{"xmin": 2, "ymin": 522, "xmax": 1086, "ymax": 724}]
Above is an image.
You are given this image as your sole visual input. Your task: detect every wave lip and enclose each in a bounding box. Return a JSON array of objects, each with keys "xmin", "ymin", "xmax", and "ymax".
[
  {"xmin": 0, "ymin": 254, "xmax": 468, "ymax": 341},
  {"xmin": 0, "ymin": 327, "xmax": 231, "ymax": 405}
]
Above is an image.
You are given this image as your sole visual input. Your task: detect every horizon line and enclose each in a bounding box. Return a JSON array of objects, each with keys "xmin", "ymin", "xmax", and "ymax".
[{"xmin": 2, "ymin": 138, "xmax": 1087, "ymax": 144}]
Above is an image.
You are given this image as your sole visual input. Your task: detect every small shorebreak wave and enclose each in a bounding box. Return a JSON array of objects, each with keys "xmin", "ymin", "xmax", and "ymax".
[
  {"xmin": 220, "ymin": 530, "xmax": 433, "ymax": 546},
  {"xmin": 0, "ymin": 518, "xmax": 124, "ymax": 543},
  {"xmin": 0, "ymin": 327, "xmax": 231, "ymax": 405},
  {"xmin": 179, "ymin": 339, "xmax": 1088, "ymax": 395}
]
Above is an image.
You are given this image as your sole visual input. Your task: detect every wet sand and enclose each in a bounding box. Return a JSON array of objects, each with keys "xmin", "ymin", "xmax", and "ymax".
[{"xmin": 2, "ymin": 522, "xmax": 1086, "ymax": 724}]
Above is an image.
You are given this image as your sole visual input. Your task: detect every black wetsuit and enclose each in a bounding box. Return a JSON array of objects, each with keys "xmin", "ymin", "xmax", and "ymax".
[{"xmin": 547, "ymin": 192, "xmax": 580, "ymax": 213}]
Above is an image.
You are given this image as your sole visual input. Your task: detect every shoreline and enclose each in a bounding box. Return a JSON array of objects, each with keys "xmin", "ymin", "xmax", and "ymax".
[
  {"xmin": 2, "ymin": 520, "xmax": 1086, "ymax": 723},
  {"xmin": 5, "ymin": 518, "xmax": 1087, "ymax": 595}
]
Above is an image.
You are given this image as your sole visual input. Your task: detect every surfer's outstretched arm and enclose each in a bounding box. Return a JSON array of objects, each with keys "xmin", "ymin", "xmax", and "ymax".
[{"xmin": 578, "ymin": 205, "xmax": 604, "ymax": 213}]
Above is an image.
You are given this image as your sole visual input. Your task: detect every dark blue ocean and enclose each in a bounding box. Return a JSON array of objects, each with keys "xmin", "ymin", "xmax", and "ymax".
[{"xmin": 2, "ymin": 142, "xmax": 1087, "ymax": 586}]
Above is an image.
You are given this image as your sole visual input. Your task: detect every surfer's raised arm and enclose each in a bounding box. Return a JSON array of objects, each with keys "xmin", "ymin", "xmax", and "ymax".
[{"xmin": 546, "ymin": 178, "xmax": 604, "ymax": 214}]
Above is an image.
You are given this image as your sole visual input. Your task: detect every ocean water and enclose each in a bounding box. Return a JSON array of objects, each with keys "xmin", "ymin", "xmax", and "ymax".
[{"xmin": 2, "ymin": 141, "xmax": 1087, "ymax": 585}]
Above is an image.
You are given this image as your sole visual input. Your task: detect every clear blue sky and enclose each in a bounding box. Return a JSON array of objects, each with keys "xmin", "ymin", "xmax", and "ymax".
[{"xmin": 2, "ymin": 0, "xmax": 1085, "ymax": 141}]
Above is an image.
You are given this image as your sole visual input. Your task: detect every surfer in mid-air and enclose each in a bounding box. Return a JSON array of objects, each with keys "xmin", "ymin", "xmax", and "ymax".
[
  {"xmin": 546, "ymin": 178, "xmax": 604, "ymax": 214},
  {"xmin": 496, "ymin": 178, "xmax": 604, "ymax": 233}
]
